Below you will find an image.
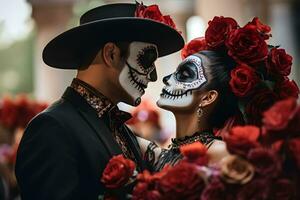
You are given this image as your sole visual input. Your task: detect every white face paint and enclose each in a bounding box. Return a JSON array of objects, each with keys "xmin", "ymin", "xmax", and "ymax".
[
  {"xmin": 119, "ymin": 42, "xmax": 158, "ymax": 106},
  {"xmin": 157, "ymin": 55, "xmax": 207, "ymax": 108}
]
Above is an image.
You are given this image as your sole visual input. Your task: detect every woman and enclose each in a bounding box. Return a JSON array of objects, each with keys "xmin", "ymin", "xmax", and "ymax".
[
  {"xmin": 139, "ymin": 49, "xmax": 240, "ymax": 171},
  {"xmin": 139, "ymin": 16, "xmax": 297, "ymax": 172}
]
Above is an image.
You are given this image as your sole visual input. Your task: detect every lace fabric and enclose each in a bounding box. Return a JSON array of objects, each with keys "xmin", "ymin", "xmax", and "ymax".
[{"xmin": 145, "ymin": 130, "xmax": 221, "ymax": 172}]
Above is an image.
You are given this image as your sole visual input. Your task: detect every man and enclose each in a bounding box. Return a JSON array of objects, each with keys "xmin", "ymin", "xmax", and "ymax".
[{"xmin": 15, "ymin": 3, "xmax": 184, "ymax": 200}]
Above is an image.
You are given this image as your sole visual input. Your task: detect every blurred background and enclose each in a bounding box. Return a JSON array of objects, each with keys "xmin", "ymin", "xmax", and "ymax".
[{"xmin": 0, "ymin": 0, "xmax": 299, "ymax": 199}]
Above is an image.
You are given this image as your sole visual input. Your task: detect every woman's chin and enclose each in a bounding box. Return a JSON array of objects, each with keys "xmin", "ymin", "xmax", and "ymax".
[
  {"xmin": 157, "ymin": 98, "xmax": 173, "ymax": 110},
  {"xmin": 157, "ymin": 97, "xmax": 187, "ymax": 112}
]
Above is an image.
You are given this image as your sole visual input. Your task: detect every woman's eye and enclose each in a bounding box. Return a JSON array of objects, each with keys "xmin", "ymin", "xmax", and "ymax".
[{"xmin": 182, "ymin": 70, "xmax": 189, "ymax": 77}]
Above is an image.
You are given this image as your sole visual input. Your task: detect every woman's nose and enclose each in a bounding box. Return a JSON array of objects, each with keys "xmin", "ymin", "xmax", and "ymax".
[{"xmin": 163, "ymin": 74, "xmax": 171, "ymax": 85}]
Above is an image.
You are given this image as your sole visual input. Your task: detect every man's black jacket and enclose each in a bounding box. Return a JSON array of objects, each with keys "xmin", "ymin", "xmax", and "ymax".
[{"xmin": 15, "ymin": 87, "xmax": 145, "ymax": 200}]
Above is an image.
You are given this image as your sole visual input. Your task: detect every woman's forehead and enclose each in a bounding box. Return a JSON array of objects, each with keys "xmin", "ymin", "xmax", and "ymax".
[{"xmin": 178, "ymin": 53, "xmax": 209, "ymax": 68}]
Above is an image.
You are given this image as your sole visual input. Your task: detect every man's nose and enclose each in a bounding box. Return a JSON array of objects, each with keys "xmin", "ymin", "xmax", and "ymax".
[
  {"xmin": 149, "ymin": 69, "xmax": 157, "ymax": 82},
  {"xmin": 163, "ymin": 74, "xmax": 171, "ymax": 85}
]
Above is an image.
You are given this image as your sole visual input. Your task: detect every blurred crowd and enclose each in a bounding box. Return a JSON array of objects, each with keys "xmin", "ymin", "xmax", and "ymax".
[{"xmin": 0, "ymin": 96, "xmax": 47, "ymax": 200}]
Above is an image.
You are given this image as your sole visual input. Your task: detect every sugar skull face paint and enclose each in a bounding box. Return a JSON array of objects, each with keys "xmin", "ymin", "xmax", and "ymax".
[
  {"xmin": 119, "ymin": 42, "xmax": 158, "ymax": 106},
  {"xmin": 157, "ymin": 55, "xmax": 207, "ymax": 108}
]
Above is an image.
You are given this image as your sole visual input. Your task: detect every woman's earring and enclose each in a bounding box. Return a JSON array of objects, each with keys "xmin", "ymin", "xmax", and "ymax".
[{"xmin": 197, "ymin": 105, "xmax": 203, "ymax": 121}]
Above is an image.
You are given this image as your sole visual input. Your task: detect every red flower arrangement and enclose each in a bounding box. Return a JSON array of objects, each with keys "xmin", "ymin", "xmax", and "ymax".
[
  {"xmin": 0, "ymin": 95, "xmax": 48, "ymax": 130},
  {"xmin": 135, "ymin": 2, "xmax": 178, "ymax": 31},
  {"xmin": 101, "ymin": 98, "xmax": 300, "ymax": 199}
]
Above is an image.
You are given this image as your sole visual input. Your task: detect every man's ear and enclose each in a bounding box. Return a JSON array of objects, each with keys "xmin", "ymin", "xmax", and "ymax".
[
  {"xmin": 199, "ymin": 90, "xmax": 219, "ymax": 107},
  {"xmin": 102, "ymin": 42, "xmax": 117, "ymax": 67}
]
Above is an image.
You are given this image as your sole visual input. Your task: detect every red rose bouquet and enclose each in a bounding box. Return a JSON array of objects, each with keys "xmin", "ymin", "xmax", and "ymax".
[{"xmin": 101, "ymin": 99, "xmax": 300, "ymax": 199}]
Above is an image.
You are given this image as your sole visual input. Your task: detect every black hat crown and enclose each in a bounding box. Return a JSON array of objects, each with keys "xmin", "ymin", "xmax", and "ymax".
[{"xmin": 80, "ymin": 4, "xmax": 136, "ymax": 25}]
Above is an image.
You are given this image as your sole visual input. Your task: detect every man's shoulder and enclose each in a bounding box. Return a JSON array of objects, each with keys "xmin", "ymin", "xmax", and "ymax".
[{"xmin": 26, "ymin": 98, "xmax": 80, "ymax": 131}]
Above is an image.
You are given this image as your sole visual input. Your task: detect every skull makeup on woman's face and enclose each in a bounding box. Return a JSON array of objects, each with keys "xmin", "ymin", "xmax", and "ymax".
[
  {"xmin": 119, "ymin": 42, "xmax": 158, "ymax": 106},
  {"xmin": 157, "ymin": 55, "xmax": 208, "ymax": 108}
]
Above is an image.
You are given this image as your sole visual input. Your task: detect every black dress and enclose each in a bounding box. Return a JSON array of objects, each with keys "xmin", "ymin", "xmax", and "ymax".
[{"xmin": 145, "ymin": 131, "xmax": 221, "ymax": 172}]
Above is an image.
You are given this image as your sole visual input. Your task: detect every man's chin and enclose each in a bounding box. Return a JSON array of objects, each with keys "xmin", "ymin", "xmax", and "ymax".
[{"xmin": 121, "ymin": 95, "xmax": 142, "ymax": 107}]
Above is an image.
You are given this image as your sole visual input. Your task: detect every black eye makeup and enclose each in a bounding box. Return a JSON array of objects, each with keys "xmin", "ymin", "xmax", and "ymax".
[
  {"xmin": 137, "ymin": 46, "xmax": 158, "ymax": 69},
  {"xmin": 175, "ymin": 62, "xmax": 198, "ymax": 82}
]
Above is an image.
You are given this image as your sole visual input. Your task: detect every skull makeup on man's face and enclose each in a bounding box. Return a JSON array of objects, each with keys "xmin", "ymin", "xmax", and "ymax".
[
  {"xmin": 157, "ymin": 55, "xmax": 207, "ymax": 108},
  {"xmin": 119, "ymin": 42, "xmax": 158, "ymax": 106}
]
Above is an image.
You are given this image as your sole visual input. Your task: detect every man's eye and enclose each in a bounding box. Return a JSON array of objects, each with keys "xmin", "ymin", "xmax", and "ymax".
[{"xmin": 137, "ymin": 47, "xmax": 158, "ymax": 69}]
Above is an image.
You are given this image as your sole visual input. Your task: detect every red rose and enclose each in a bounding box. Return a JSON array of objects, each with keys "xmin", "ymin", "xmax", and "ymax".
[
  {"xmin": 224, "ymin": 126, "xmax": 260, "ymax": 157},
  {"xmin": 229, "ymin": 64, "xmax": 260, "ymax": 97},
  {"xmin": 245, "ymin": 89, "xmax": 278, "ymax": 126},
  {"xmin": 201, "ymin": 177, "xmax": 235, "ymax": 200},
  {"xmin": 162, "ymin": 15, "xmax": 177, "ymax": 30},
  {"xmin": 262, "ymin": 98, "xmax": 300, "ymax": 143},
  {"xmin": 205, "ymin": 16, "xmax": 238, "ymax": 50},
  {"xmin": 180, "ymin": 142, "xmax": 208, "ymax": 165},
  {"xmin": 135, "ymin": 3, "xmax": 178, "ymax": 31},
  {"xmin": 132, "ymin": 169, "xmax": 169, "ymax": 200},
  {"xmin": 101, "ymin": 155, "xmax": 135, "ymax": 189},
  {"xmin": 15, "ymin": 96, "xmax": 35, "ymax": 129},
  {"xmin": 133, "ymin": 182, "xmax": 162, "ymax": 200},
  {"xmin": 226, "ymin": 25, "xmax": 269, "ymax": 64},
  {"xmin": 275, "ymin": 79, "xmax": 299, "ymax": 100},
  {"xmin": 135, "ymin": 4, "xmax": 164, "ymax": 22},
  {"xmin": 158, "ymin": 162, "xmax": 205, "ymax": 200},
  {"xmin": 287, "ymin": 138, "xmax": 300, "ymax": 170},
  {"xmin": 270, "ymin": 179, "xmax": 295, "ymax": 200},
  {"xmin": 0, "ymin": 97, "xmax": 18, "ymax": 129},
  {"xmin": 181, "ymin": 37, "xmax": 207, "ymax": 59},
  {"xmin": 247, "ymin": 147, "xmax": 282, "ymax": 178},
  {"xmin": 267, "ymin": 48, "xmax": 293, "ymax": 77},
  {"xmin": 263, "ymin": 98, "xmax": 298, "ymax": 131},
  {"xmin": 103, "ymin": 194, "xmax": 118, "ymax": 200},
  {"xmin": 247, "ymin": 17, "xmax": 271, "ymax": 39},
  {"xmin": 237, "ymin": 178, "xmax": 271, "ymax": 200}
]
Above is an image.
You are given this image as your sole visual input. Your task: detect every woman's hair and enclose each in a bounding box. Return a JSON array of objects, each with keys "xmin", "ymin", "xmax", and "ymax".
[{"xmin": 198, "ymin": 50, "xmax": 240, "ymax": 128}]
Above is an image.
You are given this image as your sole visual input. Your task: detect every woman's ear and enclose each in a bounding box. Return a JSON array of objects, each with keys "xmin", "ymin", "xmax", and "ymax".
[
  {"xmin": 199, "ymin": 90, "xmax": 219, "ymax": 107},
  {"xmin": 102, "ymin": 42, "xmax": 117, "ymax": 67}
]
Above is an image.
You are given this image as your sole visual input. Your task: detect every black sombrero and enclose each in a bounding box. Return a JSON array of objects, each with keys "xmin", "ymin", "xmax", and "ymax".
[{"xmin": 42, "ymin": 3, "xmax": 184, "ymax": 69}]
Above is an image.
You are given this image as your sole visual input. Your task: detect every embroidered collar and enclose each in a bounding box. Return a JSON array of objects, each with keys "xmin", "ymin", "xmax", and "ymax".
[
  {"xmin": 71, "ymin": 78, "xmax": 132, "ymax": 128},
  {"xmin": 71, "ymin": 78, "xmax": 114, "ymax": 118},
  {"xmin": 169, "ymin": 130, "xmax": 220, "ymax": 149}
]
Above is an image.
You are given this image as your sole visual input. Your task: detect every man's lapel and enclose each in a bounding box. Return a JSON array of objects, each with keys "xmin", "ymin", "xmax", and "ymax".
[{"xmin": 62, "ymin": 87, "xmax": 122, "ymax": 156}]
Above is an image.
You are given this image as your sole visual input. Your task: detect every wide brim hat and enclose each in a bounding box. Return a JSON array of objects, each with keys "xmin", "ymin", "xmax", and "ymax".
[{"xmin": 42, "ymin": 3, "xmax": 184, "ymax": 69}]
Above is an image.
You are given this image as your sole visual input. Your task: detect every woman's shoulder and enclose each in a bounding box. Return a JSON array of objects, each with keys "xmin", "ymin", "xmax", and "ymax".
[{"xmin": 207, "ymin": 140, "xmax": 229, "ymax": 165}]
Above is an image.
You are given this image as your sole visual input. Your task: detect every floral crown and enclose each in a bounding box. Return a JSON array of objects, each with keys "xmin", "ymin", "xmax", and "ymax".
[{"xmin": 182, "ymin": 16, "xmax": 299, "ymax": 125}]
